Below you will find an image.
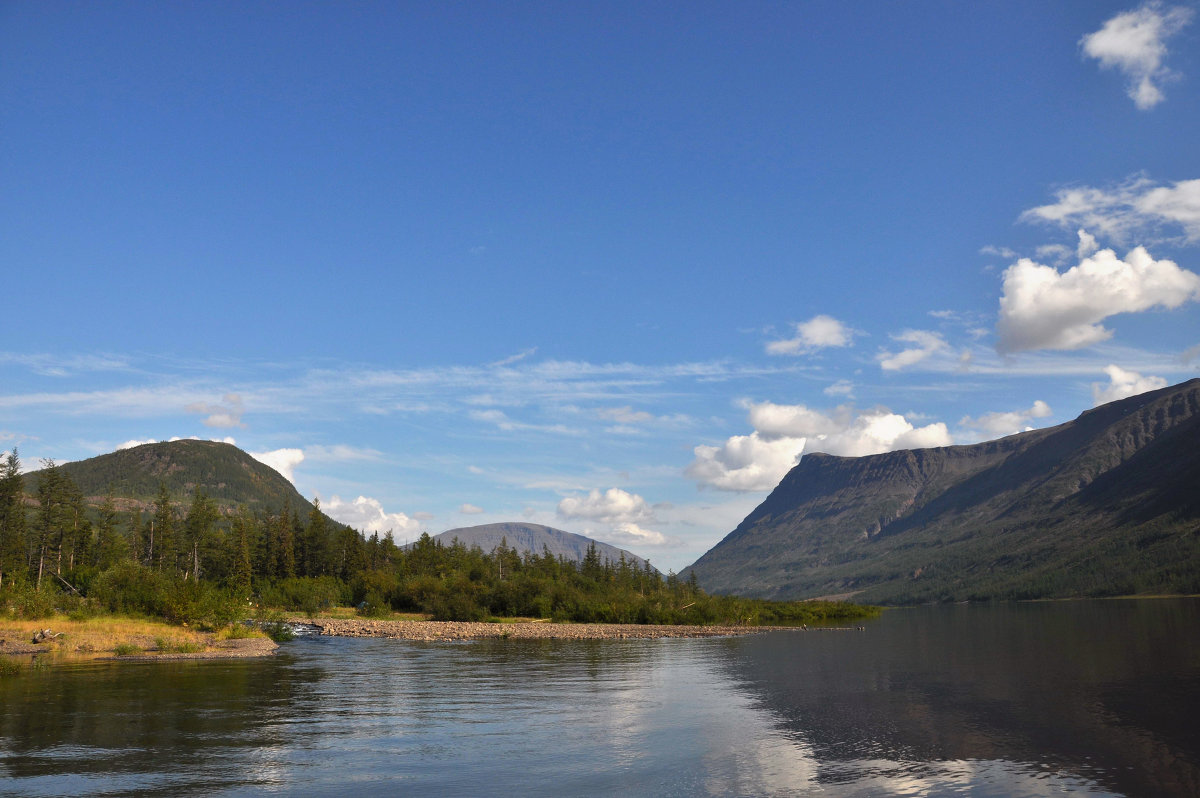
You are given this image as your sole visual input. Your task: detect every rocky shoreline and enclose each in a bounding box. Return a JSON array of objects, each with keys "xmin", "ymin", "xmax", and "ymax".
[{"xmin": 298, "ymin": 618, "xmax": 807, "ymax": 641}]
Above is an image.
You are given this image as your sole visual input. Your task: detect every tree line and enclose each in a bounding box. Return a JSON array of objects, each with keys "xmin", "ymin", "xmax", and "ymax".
[{"xmin": 0, "ymin": 449, "xmax": 877, "ymax": 628}]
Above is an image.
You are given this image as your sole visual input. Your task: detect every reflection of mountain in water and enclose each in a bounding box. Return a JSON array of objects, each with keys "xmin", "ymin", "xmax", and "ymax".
[{"xmin": 714, "ymin": 601, "xmax": 1200, "ymax": 798}]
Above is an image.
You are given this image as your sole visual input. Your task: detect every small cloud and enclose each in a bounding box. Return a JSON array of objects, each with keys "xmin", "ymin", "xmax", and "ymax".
[
  {"xmin": 490, "ymin": 348, "xmax": 538, "ymax": 367},
  {"xmin": 823, "ymin": 380, "xmax": 855, "ymax": 398},
  {"xmin": 1091, "ymin": 365, "xmax": 1168, "ymax": 405},
  {"xmin": 249, "ymin": 448, "xmax": 305, "ymax": 483},
  {"xmin": 877, "ymin": 330, "xmax": 950, "ymax": 371},
  {"xmin": 596, "ymin": 522, "xmax": 680, "ymax": 548},
  {"xmin": 467, "ymin": 465, "xmax": 485, "ymax": 475},
  {"xmin": 117, "ymin": 438, "xmax": 158, "ymax": 451},
  {"xmin": 959, "ymin": 400, "xmax": 1052, "ymax": 439},
  {"xmin": 303, "ymin": 444, "xmax": 383, "ymax": 463},
  {"xmin": 460, "ymin": 503, "xmax": 485, "ymax": 515},
  {"xmin": 185, "ymin": 393, "xmax": 246, "ymax": 429},
  {"xmin": 766, "ymin": 315, "xmax": 855, "ymax": 356},
  {"xmin": 597, "ymin": 406, "xmax": 655, "ymax": 425},
  {"xmin": 980, "ymin": 245, "xmax": 1019, "ymax": 259},
  {"xmin": 1081, "ymin": 2, "xmax": 1194, "ymax": 110}
]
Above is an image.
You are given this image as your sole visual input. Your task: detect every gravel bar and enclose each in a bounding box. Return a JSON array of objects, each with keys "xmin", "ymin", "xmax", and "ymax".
[{"xmin": 300, "ymin": 618, "xmax": 806, "ymax": 641}]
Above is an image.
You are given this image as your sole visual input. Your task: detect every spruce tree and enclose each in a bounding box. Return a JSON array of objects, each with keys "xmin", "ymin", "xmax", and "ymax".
[{"xmin": 0, "ymin": 449, "xmax": 28, "ymax": 587}]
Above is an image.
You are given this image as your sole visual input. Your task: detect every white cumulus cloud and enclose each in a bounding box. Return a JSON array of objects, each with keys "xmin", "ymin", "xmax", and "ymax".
[
  {"xmin": 322, "ymin": 494, "xmax": 423, "ymax": 535},
  {"xmin": 557, "ymin": 487, "xmax": 653, "ymax": 523},
  {"xmin": 959, "ymin": 400, "xmax": 1053, "ymax": 439},
  {"xmin": 249, "ymin": 447, "xmax": 305, "ymax": 483},
  {"xmin": 996, "ymin": 245, "xmax": 1200, "ymax": 353},
  {"xmin": 459, "ymin": 503, "xmax": 485, "ymax": 515},
  {"xmin": 686, "ymin": 432, "xmax": 806, "ymax": 492},
  {"xmin": 687, "ymin": 401, "xmax": 953, "ymax": 492},
  {"xmin": 766, "ymin": 315, "xmax": 855, "ymax": 355},
  {"xmin": 1081, "ymin": 2, "xmax": 1194, "ymax": 110},
  {"xmin": 1091, "ymin": 365, "xmax": 1168, "ymax": 405}
]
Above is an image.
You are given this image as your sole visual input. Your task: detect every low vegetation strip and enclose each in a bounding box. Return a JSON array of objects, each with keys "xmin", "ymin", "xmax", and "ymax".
[{"xmin": 306, "ymin": 618, "xmax": 816, "ymax": 640}]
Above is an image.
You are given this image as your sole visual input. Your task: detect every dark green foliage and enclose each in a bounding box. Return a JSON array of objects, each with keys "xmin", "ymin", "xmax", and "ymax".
[
  {"xmin": 2, "ymin": 439, "xmax": 876, "ymax": 627},
  {"xmin": 88, "ymin": 562, "xmax": 242, "ymax": 629},
  {"xmin": 0, "ymin": 449, "xmax": 26, "ymax": 588},
  {"xmin": 257, "ymin": 576, "xmax": 349, "ymax": 617}
]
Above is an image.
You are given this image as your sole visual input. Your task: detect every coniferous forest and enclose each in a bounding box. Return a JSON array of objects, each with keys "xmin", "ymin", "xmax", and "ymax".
[{"xmin": 0, "ymin": 449, "xmax": 876, "ymax": 629}]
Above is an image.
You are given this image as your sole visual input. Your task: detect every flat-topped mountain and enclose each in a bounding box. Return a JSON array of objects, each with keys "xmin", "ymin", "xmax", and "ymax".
[
  {"xmin": 686, "ymin": 379, "xmax": 1200, "ymax": 604},
  {"xmin": 434, "ymin": 522, "xmax": 656, "ymax": 571}
]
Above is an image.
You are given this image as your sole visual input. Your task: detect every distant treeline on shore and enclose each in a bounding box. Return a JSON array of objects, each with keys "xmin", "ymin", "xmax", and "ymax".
[{"xmin": 0, "ymin": 450, "xmax": 878, "ymax": 628}]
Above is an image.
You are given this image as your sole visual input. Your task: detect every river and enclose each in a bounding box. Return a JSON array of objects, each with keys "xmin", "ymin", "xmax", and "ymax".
[{"xmin": 2, "ymin": 599, "xmax": 1198, "ymax": 796}]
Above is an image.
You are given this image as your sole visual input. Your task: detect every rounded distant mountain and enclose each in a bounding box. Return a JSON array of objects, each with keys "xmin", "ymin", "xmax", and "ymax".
[{"xmin": 432, "ymin": 522, "xmax": 657, "ymax": 572}]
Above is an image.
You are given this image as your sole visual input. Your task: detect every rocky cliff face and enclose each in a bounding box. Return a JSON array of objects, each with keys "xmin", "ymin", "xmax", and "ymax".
[{"xmin": 687, "ymin": 379, "xmax": 1200, "ymax": 604}]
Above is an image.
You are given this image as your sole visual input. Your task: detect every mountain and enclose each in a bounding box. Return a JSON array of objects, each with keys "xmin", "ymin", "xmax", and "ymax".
[
  {"xmin": 686, "ymin": 379, "xmax": 1200, "ymax": 605},
  {"xmin": 26, "ymin": 440, "xmax": 317, "ymax": 517},
  {"xmin": 433, "ymin": 522, "xmax": 656, "ymax": 571}
]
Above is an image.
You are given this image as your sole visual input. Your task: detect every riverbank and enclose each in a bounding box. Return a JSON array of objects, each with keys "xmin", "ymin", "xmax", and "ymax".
[
  {"xmin": 298, "ymin": 617, "xmax": 849, "ymax": 640},
  {"xmin": 0, "ymin": 616, "xmax": 278, "ymax": 662}
]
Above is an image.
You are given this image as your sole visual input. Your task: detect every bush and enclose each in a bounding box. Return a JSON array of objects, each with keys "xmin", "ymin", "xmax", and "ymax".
[
  {"xmin": 89, "ymin": 563, "xmax": 243, "ymax": 630},
  {"xmin": 257, "ymin": 577, "xmax": 347, "ymax": 617}
]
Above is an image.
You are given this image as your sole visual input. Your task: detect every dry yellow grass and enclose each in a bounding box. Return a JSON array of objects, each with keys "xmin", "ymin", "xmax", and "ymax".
[{"xmin": 0, "ymin": 614, "xmax": 216, "ymax": 655}]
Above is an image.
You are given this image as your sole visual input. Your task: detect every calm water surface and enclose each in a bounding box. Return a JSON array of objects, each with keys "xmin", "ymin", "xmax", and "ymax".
[{"xmin": 2, "ymin": 600, "xmax": 1198, "ymax": 797}]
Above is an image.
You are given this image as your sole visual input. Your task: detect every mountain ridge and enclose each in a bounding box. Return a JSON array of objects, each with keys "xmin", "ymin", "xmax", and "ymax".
[{"xmin": 686, "ymin": 379, "xmax": 1200, "ymax": 604}]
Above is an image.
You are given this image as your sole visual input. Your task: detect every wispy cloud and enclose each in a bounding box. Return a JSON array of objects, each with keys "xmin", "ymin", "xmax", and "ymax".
[
  {"xmin": 0, "ymin": 352, "xmax": 132, "ymax": 377},
  {"xmin": 877, "ymin": 330, "xmax": 951, "ymax": 371},
  {"xmin": 186, "ymin": 393, "xmax": 246, "ymax": 429},
  {"xmin": 1021, "ymin": 176, "xmax": 1200, "ymax": 244}
]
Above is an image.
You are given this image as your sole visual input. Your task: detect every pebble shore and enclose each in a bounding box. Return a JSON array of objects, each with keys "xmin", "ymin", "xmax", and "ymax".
[{"xmin": 301, "ymin": 618, "xmax": 800, "ymax": 641}]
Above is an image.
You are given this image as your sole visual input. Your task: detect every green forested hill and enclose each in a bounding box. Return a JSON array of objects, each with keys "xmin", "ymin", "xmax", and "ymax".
[
  {"xmin": 686, "ymin": 379, "xmax": 1200, "ymax": 604},
  {"xmin": 25, "ymin": 440, "xmax": 315, "ymax": 515}
]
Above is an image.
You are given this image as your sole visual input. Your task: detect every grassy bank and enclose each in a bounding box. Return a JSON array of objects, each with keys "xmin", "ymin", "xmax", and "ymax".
[{"xmin": 0, "ymin": 613, "xmax": 271, "ymax": 670}]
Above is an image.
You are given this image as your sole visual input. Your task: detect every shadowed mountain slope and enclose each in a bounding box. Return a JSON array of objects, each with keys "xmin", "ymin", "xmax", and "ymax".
[{"xmin": 686, "ymin": 379, "xmax": 1200, "ymax": 604}]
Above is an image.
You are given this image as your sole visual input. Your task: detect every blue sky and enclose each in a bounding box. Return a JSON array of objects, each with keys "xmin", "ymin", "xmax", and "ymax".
[{"xmin": 2, "ymin": 1, "xmax": 1198, "ymax": 572}]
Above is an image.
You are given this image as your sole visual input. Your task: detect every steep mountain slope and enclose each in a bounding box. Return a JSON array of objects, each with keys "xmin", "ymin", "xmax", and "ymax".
[
  {"xmin": 687, "ymin": 379, "xmax": 1200, "ymax": 604},
  {"xmin": 434, "ymin": 522, "xmax": 656, "ymax": 570},
  {"xmin": 27, "ymin": 440, "xmax": 317, "ymax": 516}
]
